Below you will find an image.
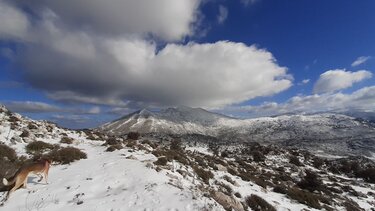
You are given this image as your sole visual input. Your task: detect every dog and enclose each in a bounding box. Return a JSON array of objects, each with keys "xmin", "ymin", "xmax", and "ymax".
[{"xmin": 2, "ymin": 159, "xmax": 51, "ymax": 201}]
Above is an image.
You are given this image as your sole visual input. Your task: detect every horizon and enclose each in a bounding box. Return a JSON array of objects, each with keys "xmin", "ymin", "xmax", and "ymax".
[{"xmin": 0, "ymin": 0, "xmax": 374, "ymax": 128}]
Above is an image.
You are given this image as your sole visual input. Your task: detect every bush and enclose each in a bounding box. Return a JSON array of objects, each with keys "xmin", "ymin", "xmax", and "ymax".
[
  {"xmin": 286, "ymin": 187, "xmax": 321, "ymax": 209},
  {"xmin": 104, "ymin": 137, "xmax": 121, "ymax": 146},
  {"xmin": 0, "ymin": 144, "xmax": 17, "ymax": 161},
  {"xmin": 60, "ymin": 136, "xmax": 74, "ymax": 144},
  {"xmin": 193, "ymin": 165, "xmax": 214, "ymax": 184},
  {"xmin": 26, "ymin": 141, "xmax": 55, "ymax": 154},
  {"xmin": 154, "ymin": 157, "xmax": 168, "ymax": 166},
  {"xmin": 245, "ymin": 194, "xmax": 276, "ymax": 211},
  {"xmin": 20, "ymin": 130, "xmax": 30, "ymax": 138},
  {"xmin": 289, "ymin": 155, "xmax": 303, "ymax": 166},
  {"xmin": 273, "ymin": 185, "xmax": 288, "ymax": 194},
  {"xmin": 356, "ymin": 168, "xmax": 375, "ymax": 183},
  {"xmin": 313, "ymin": 157, "xmax": 325, "ymax": 169},
  {"xmin": 127, "ymin": 132, "xmax": 140, "ymax": 140},
  {"xmin": 47, "ymin": 147, "xmax": 87, "ymax": 164},
  {"xmin": 298, "ymin": 170, "xmax": 323, "ymax": 192},
  {"xmin": 252, "ymin": 150, "xmax": 266, "ymax": 162},
  {"xmin": 106, "ymin": 144, "xmax": 123, "ymax": 152},
  {"xmin": 27, "ymin": 123, "xmax": 38, "ymax": 130},
  {"xmin": 234, "ymin": 192, "xmax": 242, "ymax": 198},
  {"xmin": 170, "ymin": 139, "xmax": 182, "ymax": 151}
]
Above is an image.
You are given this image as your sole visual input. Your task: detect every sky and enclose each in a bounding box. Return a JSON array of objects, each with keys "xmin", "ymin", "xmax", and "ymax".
[{"xmin": 0, "ymin": 0, "xmax": 374, "ymax": 128}]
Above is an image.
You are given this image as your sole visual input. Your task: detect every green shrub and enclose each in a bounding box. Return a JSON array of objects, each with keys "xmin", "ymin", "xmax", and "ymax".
[
  {"xmin": 26, "ymin": 141, "xmax": 55, "ymax": 154},
  {"xmin": 245, "ymin": 194, "xmax": 276, "ymax": 211},
  {"xmin": 47, "ymin": 147, "xmax": 87, "ymax": 164},
  {"xmin": 0, "ymin": 144, "xmax": 17, "ymax": 161}
]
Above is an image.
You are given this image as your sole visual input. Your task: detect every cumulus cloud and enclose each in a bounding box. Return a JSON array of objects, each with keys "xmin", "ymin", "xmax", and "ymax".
[
  {"xmin": 313, "ymin": 69, "xmax": 372, "ymax": 94},
  {"xmin": 0, "ymin": 0, "xmax": 292, "ymax": 109},
  {"xmin": 217, "ymin": 5, "xmax": 228, "ymax": 24},
  {"xmin": 221, "ymin": 86, "xmax": 375, "ymax": 118},
  {"xmin": 19, "ymin": 0, "xmax": 201, "ymax": 41},
  {"xmin": 352, "ymin": 56, "xmax": 371, "ymax": 67}
]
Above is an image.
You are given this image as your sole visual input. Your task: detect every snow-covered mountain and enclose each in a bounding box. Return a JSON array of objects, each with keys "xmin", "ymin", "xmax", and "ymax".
[
  {"xmin": 1, "ymin": 104, "xmax": 375, "ymax": 211},
  {"xmin": 99, "ymin": 107, "xmax": 375, "ymax": 156}
]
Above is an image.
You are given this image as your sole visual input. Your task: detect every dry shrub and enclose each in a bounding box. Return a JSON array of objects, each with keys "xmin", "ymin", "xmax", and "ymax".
[
  {"xmin": 343, "ymin": 198, "xmax": 364, "ymax": 211},
  {"xmin": 127, "ymin": 132, "xmax": 140, "ymax": 140},
  {"xmin": 154, "ymin": 157, "xmax": 168, "ymax": 166},
  {"xmin": 170, "ymin": 139, "xmax": 182, "ymax": 151},
  {"xmin": 193, "ymin": 165, "xmax": 214, "ymax": 184},
  {"xmin": 60, "ymin": 136, "xmax": 74, "ymax": 144},
  {"xmin": 273, "ymin": 185, "xmax": 288, "ymax": 194},
  {"xmin": 286, "ymin": 187, "xmax": 321, "ymax": 209},
  {"xmin": 47, "ymin": 147, "xmax": 87, "ymax": 164},
  {"xmin": 245, "ymin": 194, "xmax": 276, "ymax": 211},
  {"xmin": 252, "ymin": 151, "xmax": 266, "ymax": 162},
  {"xmin": 106, "ymin": 144, "xmax": 123, "ymax": 152},
  {"xmin": 20, "ymin": 130, "xmax": 30, "ymax": 138},
  {"xmin": 234, "ymin": 192, "xmax": 242, "ymax": 198},
  {"xmin": 289, "ymin": 155, "xmax": 303, "ymax": 166},
  {"xmin": 27, "ymin": 123, "xmax": 38, "ymax": 130},
  {"xmin": 26, "ymin": 141, "xmax": 55, "ymax": 154},
  {"xmin": 298, "ymin": 170, "xmax": 323, "ymax": 192},
  {"xmin": 103, "ymin": 137, "xmax": 121, "ymax": 146},
  {"xmin": 0, "ymin": 144, "xmax": 17, "ymax": 161}
]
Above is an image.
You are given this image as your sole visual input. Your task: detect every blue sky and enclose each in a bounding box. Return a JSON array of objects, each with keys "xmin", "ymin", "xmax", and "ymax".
[{"xmin": 0, "ymin": 0, "xmax": 374, "ymax": 128}]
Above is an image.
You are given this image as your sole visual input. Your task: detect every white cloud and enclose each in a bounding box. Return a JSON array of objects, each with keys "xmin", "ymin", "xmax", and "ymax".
[
  {"xmin": 0, "ymin": 0, "xmax": 292, "ymax": 109},
  {"xmin": 352, "ymin": 56, "xmax": 371, "ymax": 67},
  {"xmin": 220, "ymin": 86, "xmax": 375, "ymax": 118},
  {"xmin": 313, "ymin": 69, "xmax": 372, "ymax": 94},
  {"xmin": 19, "ymin": 0, "xmax": 201, "ymax": 41},
  {"xmin": 240, "ymin": 0, "xmax": 259, "ymax": 6},
  {"xmin": 3, "ymin": 101, "xmax": 62, "ymax": 113},
  {"xmin": 298, "ymin": 79, "xmax": 310, "ymax": 85},
  {"xmin": 217, "ymin": 5, "xmax": 228, "ymax": 24}
]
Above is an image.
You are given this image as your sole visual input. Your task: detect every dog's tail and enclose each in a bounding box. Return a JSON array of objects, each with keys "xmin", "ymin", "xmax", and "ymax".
[
  {"xmin": 2, "ymin": 177, "xmax": 15, "ymax": 186},
  {"xmin": 2, "ymin": 178, "xmax": 8, "ymax": 185}
]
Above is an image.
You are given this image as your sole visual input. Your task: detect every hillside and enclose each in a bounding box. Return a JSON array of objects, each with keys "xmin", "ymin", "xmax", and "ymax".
[{"xmin": 99, "ymin": 107, "xmax": 375, "ymax": 157}]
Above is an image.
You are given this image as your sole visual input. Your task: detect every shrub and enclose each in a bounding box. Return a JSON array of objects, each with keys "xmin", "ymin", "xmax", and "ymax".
[
  {"xmin": 125, "ymin": 139, "xmax": 137, "ymax": 148},
  {"xmin": 193, "ymin": 165, "xmax": 214, "ymax": 184},
  {"xmin": 170, "ymin": 139, "xmax": 182, "ymax": 151},
  {"xmin": 106, "ymin": 144, "xmax": 123, "ymax": 152},
  {"xmin": 20, "ymin": 130, "xmax": 30, "ymax": 138},
  {"xmin": 127, "ymin": 132, "xmax": 140, "ymax": 140},
  {"xmin": 60, "ymin": 136, "xmax": 74, "ymax": 144},
  {"xmin": 26, "ymin": 141, "xmax": 55, "ymax": 154},
  {"xmin": 298, "ymin": 170, "xmax": 323, "ymax": 192},
  {"xmin": 27, "ymin": 123, "xmax": 38, "ymax": 130},
  {"xmin": 343, "ymin": 198, "xmax": 364, "ymax": 211},
  {"xmin": 273, "ymin": 185, "xmax": 288, "ymax": 194},
  {"xmin": 47, "ymin": 147, "xmax": 87, "ymax": 164},
  {"xmin": 154, "ymin": 157, "xmax": 168, "ymax": 166},
  {"xmin": 313, "ymin": 157, "xmax": 325, "ymax": 169},
  {"xmin": 0, "ymin": 144, "xmax": 17, "ymax": 161},
  {"xmin": 289, "ymin": 155, "xmax": 303, "ymax": 166},
  {"xmin": 252, "ymin": 151, "xmax": 266, "ymax": 162},
  {"xmin": 245, "ymin": 194, "xmax": 276, "ymax": 211},
  {"xmin": 234, "ymin": 192, "xmax": 242, "ymax": 198},
  {"xmin": 356, "ymin": 168, "xmax": 375, "ymax": 183},
  {"xmin": 104, "ymin": 137, "xmax": 121, "ymax": 146},
  {"xmin": 286, "ymin": 187, "xmax": 321, "ymax": 209}
]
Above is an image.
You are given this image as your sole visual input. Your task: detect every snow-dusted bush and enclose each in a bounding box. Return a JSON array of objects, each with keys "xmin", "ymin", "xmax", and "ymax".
[
  {"xmin": 60, "ymin": 136, "xmax": 74, "ymax": 144},
  {"xmin": 0, "ymin": 144, "xmax": 17, "ymax": 161},
  {"xmin": 26, "ymin": 141, "xmax": 55, "ymax": 154},
  {"xmin": 47, "ymin": 147, "xmax": 87, "ymax": 164},
  {"xmin": 245, "ymin": 194, "xmax": 276, "ymax": 211}
]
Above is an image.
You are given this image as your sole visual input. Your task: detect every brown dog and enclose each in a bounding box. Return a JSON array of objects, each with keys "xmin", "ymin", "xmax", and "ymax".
[{"xmin": 2, "ymin": 159, "xmax": 51, "ymax": 201}]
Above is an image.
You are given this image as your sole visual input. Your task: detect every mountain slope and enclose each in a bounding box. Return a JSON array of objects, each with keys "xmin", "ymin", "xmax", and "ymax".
[{"xmin": 99, "ymin": 107, "xmax": 375, "ymax": 156}]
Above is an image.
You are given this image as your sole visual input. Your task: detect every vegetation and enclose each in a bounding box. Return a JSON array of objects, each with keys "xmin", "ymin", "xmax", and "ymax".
[
  {"xmin": 245, "ymin": 194, "xmax": 276, "ymax": 211},
  {"xmin": 47, "ymin": 147, "xmax": 87, "ymax": 164},
  {"xmin": 26, "ymin": 141, "xmax": 55, "ymax": 154}
]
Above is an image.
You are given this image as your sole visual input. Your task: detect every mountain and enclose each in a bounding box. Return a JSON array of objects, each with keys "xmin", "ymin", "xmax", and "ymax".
[
  {"xmin": 99, "ymin": 107, "xmax": 375, "ymax": 157},
  {"xmin": 1, "ymin": 104, "xmax": 375, "ymax": 210}
]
